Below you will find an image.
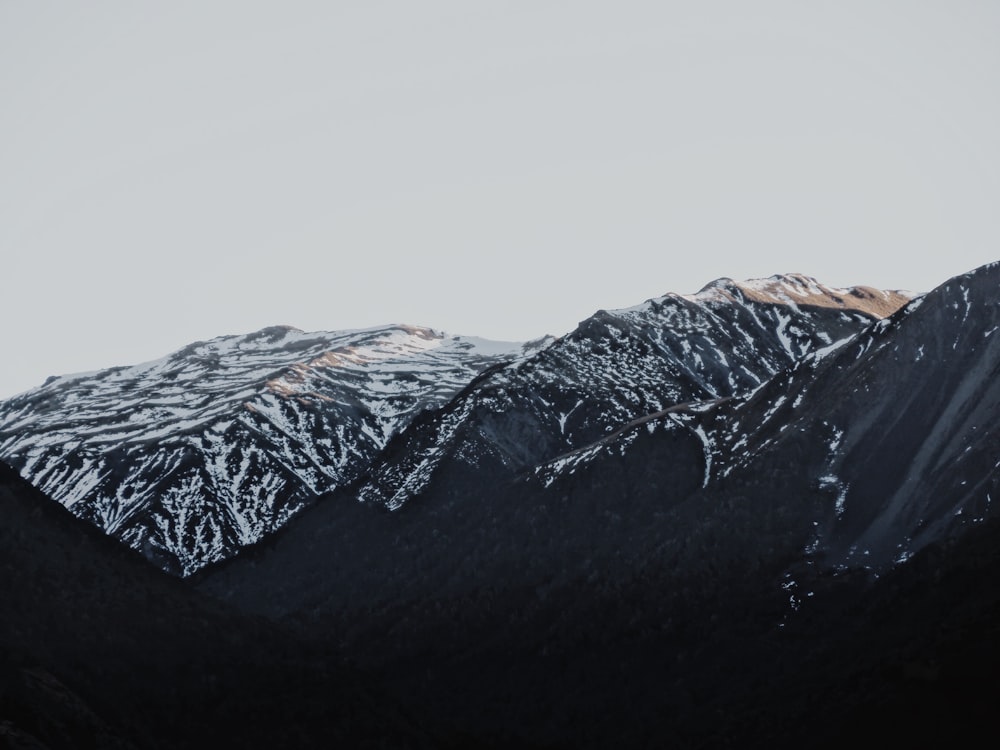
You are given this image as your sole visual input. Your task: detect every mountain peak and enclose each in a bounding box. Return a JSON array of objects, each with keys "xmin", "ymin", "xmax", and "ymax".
[
  {"xmin": 606, "ymin": 273, "xmax": 913, "ymax": 325},
  {"xmin": 679, "ymin": 273, "xmax": 916, "ymax": 317},
  {"xmin": 0, "ymin": 270, "xmax": 945, "ymax": 575},
  {"xmin": 0, "ymin": 324, "xmax": 527, "ymax": 574}
]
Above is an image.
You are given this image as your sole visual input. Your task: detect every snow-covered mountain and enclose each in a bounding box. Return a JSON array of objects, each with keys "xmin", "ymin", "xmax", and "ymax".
[
  {"xmin": 714, "ymin": 261, "xmax": 1000, "ymax": 569},
  {"xmin": 535, "ymin": 260, "xmax": 1000, "ymax": 571},
  {"xmin": 357, "ymin": 274, "xmax": 913, "ymax": 511},
  {"xmin": 6, "ymin": 264, "xmax": 999, "ymax": 749},
  {"xmin": 0, "ymin": 275, "xmax": 911, "ymax": 576},
  {"xmin": 0, "ymin": 324, "xmax": 541, "ymax": 574},
  {"xmin": 0, "ymin": 275, "xmax": 909, "ymax": 575},
  {"xmin": 198, "ymin": 263, "xmax": 999, "ymax": 664}
]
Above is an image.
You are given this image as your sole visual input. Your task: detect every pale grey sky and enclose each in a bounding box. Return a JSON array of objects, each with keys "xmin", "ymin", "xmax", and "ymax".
[{"xmin": 2, "ymin": 1, "xmax": 998, "ymax": 398}]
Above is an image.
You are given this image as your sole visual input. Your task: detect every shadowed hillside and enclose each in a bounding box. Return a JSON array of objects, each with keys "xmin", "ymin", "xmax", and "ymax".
[{"xmin": 0, "ymin": 461, "xmax": 425, "ymax": 749}]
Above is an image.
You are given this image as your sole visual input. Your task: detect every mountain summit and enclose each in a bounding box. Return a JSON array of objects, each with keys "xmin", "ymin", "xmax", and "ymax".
[
  {"xmin": 0, "ymin": 324, "xmax": 537, "ymax": 574},
  {"xmin": 356, "ymin": 274, "xmax": 913, "ymax": 511},
  {"xmin": 0, "ymin": 276, "xmax": 909, "ymax": 574}
]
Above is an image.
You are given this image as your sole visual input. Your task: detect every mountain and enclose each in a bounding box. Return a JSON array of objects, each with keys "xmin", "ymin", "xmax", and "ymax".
[
  {"xmin": 0, "ymin": 277, "xmax": 906, "ymax": 577},
  {"xmin": 707, "ymin": 261, "xmax": 1000, "ymax": 570},
  {"xmin": 194, "ymin": 262, "xmax": 999, "ymax": 747},
  {"xmin": 532, "ymin": 260, "xmax": 1000, "ymax": 573},
  {"xmin": 357, "ymin": 274, "xmax": 912, "ymax": 511},
  {"xmin": 4, "ymin": 263, "xmax": 998, "ymax": 747},
  {"xmin": 194, "ymin": 274, "xmax": 913, "ymax": 616},
  {"xmin": 0, "ymin": 325, "xmax": 539, "ymax": 574}
]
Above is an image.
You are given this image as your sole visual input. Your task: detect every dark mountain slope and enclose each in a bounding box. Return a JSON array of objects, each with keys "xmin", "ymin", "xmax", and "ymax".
[
  {"xmin": 0, "ymin": 461, "xmax": 425, "ymax": 749},
  {"xmin": 707, "ymin": 516, "xmax": 1000, "ymax": 748},
  {"xmin": 357, "ymin": 275, "xmax": 911, "ymax": 511},
  {"xmin": 197, "ymin": 274, "xmax": 920, "ymax": 621},
  {"xmin": 706, "ymin": 259, "xmax": 1000, "ymax": 570},
  {"xmin": 197, "ymin": 262, "xmax": 999, "ymax": 747}
]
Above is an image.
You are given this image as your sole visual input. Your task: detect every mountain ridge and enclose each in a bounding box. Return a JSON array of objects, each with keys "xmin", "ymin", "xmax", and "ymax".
[
  {"xmin": 0, "ymin": 324, "xmax": 536, "ymax": 574},
  {"xmin": 0, "ymin": 273, "xmax": 911, "ymax": 575},
  {"xmin": 191, "ymin": 262, "xmax": 1000, "ymax": 749},
  {"xmin": 355, "ymin": 274, "xmax": 913, "ymax": 512},
  {"xmin": 4, "ymin": 262, "xmax": 999, "ymax": 748}
]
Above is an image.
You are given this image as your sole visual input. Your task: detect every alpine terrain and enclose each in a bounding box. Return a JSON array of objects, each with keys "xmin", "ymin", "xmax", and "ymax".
[
  {"xmin": 0, "ymin": 325, "xmax": 542, "ymax": 574},
  {"xmin": 3, "ymin": 263, "xmax": 999, "ymax": 748}
]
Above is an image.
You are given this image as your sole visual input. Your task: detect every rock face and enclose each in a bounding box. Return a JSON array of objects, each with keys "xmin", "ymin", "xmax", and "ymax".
[
  {"xmin": 195, "ymin": 274, "xmax": 921, "ymax": 617},
  {"xmin": 536, "ymin": 260, "xmax": 1000, "ymax": 567},
  {"xmin": 0, "ymin": 275, "xmax": 907, "ymax": 577},
  {"xmin": 357, "ymin": 274, "xmax": 912, "ymax": 511},
  {"xmin": 194, "ymin": 264, "xmax": 997, "ymax": 605},
  {"xmin": 190, "ymin": 263, "xmax": 1000, "ymax": 749},
  {"xmin": 707, "ymin": 261, "xmax": 1000, "ymax": 570},
  {"xmin": 0, "ymin": 324, "xmax": 536, "ymax": 574}
]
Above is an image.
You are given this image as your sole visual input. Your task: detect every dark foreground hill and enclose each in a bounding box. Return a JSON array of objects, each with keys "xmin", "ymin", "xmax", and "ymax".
[
  {"xmin": 8, "ymin": 438, "xmax": 1000, "ymax": 749},
  {"xmin": 0, "ymin": 461, "xmax": 425, "ymax": 749}
]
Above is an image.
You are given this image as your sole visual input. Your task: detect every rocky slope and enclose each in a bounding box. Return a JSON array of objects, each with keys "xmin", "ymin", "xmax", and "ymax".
[
  {"xmin": 0, "ymin": 460, "xmax": 425, "ymax": 749},
  {"xmin": 5, "ymin": 262, "xmax": 998, "ymax": 748},
  {"xmin": 0, "ymin": 325, "xmax": 536, "ymax": 574},
  {"xmin": 194, "ymin": 262, "xmax": 1000, "ymax": 748},
  {"xmin": 0, "ymin": 276, "xmax": 907, "ymax": 576},
  {"xmin": 357, "ymin": 274, "xmax": 912, "ymax": 510},
  {"xmin": 710, "ymin": 260, "xmax": 1000, "ymax": 570},
  {"xmin": 535, "ymin": 261, "xmax": 1000, "ymax": 567}
]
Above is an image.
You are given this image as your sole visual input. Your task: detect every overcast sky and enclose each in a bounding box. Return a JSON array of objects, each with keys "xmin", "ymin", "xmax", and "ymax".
[{"xmin": 2, "ymin": 1, "xmax": 998, "ymax": 398}]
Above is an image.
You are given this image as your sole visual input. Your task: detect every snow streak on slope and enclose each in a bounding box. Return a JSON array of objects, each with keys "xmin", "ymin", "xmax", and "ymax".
[{"xmin": 0, "ymin": 325, "xmax": 538, "ymax": 574}]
